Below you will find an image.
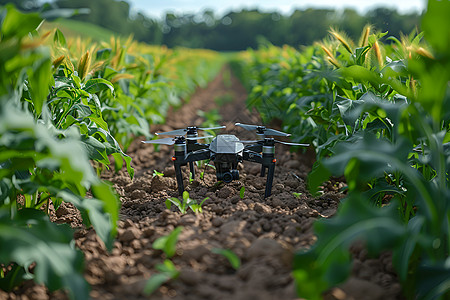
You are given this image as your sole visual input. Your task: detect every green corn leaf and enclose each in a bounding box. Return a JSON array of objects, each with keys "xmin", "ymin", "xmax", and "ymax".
[
  {"xmin": 293, "ymin": 195, "xmax": 406, "ymax": 299},
  {"xmin": 307, "ymin": 160, "xmax": 331, "ymax": 196},
  {"xmin": 1, "ymin": 5, "xmax": 42, "ymax": 40},
  {"xmin": 416, "ymin": 260, "xmax": 450, "ymax": 300},
  {"xmin": 53, "ymin": 29, "xmax": 66, "ymax": 47},
  {"xmin": 152, "ymin": 226, "xmax": 183, "ymax": 258},
  {"xmin": 155, "ymin": 259, "xmax": 179, "ymax": 277},
  {"xmin": 239, "ymin": 186, "xmax": 245, "ymax": 199},
  {"xmin": 143, "ymin": 273, "xmax": 171, "ymax": 296},
  {"xmin": 80, "ymin": 135, "xmax": 110, "ymax": 165},
  {"xmin": 84, "ymin": 78, "xmax": 114, "ymax": 95},
  {"xmin": 0, "ymin": 208, "xmax": 89, "ymax": 300},
  {"xmin": 212, "ymin": 248, "xmax": 241, "ymax": 270},
  {"xmin": 422, "ymin": 0, "xmax": 450, "ymax": 55},
  {"xmin": 27, "ymin": 54, "xmax": 53, "ymax": 116}
]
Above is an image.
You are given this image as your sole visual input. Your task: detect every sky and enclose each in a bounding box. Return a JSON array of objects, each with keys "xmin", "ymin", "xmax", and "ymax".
[{"xmin": 127, "ymin": 0, "xmax": 427, "ymax": 19}]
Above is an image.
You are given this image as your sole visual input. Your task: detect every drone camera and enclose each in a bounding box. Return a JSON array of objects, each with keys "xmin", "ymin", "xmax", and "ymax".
[
  {"xmin": 218, "ymin": 169, "xmax": 239, "ymax": 183},
  {"xmin": 213, "ymin": 153, "xmax": 242, "ymax": 183}
]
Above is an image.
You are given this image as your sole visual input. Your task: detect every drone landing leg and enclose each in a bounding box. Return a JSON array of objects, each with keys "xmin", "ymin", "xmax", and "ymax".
[
  {"xmin": 260, "ymin": 166, "xmax": 266, "ymax": 177},
  {"xmin": 189, "ymin": 162, "xmax": 195, "ymax": 179},
  {"xmin": 264, "ymin": 163, "xmax": 275, "ymax": 198},
  {"xmin": 174, "ymin": 163, "xmax": 185, "ymax": 196}
]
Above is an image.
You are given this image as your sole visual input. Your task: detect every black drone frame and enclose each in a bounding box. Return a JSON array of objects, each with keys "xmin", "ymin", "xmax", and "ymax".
[{"xmin": 143, "ymin": 124, "xmax": 308, "ymax": 198}]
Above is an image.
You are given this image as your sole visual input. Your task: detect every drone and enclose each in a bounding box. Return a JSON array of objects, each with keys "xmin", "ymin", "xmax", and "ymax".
[{"xmin": 142, "ymin": 123, "xmax": 309, "ymax": 198}]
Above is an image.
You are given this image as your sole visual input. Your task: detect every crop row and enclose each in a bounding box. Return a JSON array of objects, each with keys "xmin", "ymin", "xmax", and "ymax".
[
  {"xmin": 0, "ymin": 4, "xmax": 223, "ymax": 299},
  {"xmin": 237, "ymin": 0, "xmax": 449, "ymax": 299}
]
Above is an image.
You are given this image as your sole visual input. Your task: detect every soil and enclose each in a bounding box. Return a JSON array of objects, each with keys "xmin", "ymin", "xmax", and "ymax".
[{"xmin": 2, "ymin": 65, "xmax": 405, "ymax": 300}]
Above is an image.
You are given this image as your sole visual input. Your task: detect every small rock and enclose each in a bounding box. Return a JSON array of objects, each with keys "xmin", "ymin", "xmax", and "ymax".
[
  {"xmin": 221, "ymin": 220, "xmax": 247, "ymax": 236},
  {"xmin": 151, "ymin": 176, "xmax": 168, "ymax": 192},
  {"xmin": 230, "ymin": 195, "xmax": 240, "ymax": 204},
  {"xmin": 273, "ymin": 183, "xmax": 285, "ymax": 191},
  {"xmin": 212, "ymin": 217, "xmax": 224, "ymax": 227},
  {"xmin": 272, "ymin": 198, "xmax": 284, "ymax": 207},
  {"xmin": 163, "ymin": 166, "xmax": 176, "ymax": 177},
  {"xmin": 130, "ymin": 239, "xmax": 141, "ymax": 250},
  {"xmin": 142, "ymin": 227, "xmax": 155, "ymax": 238},
  {"xmin": 260, "ymin": 219, "xmax": 271, "ymax": 231},
  {"xmin": 250, "ymin": 222, "xmax": 262, "ymax": 236},
  {"xmin": 246, "ymin": 238, "xmax": 285, "ymax": 260},
  {"xmin": 123, "ymin": 219, "xmax": 135, "ymax": 228},
  {"xmin": 179, "ymin": 214, "xmax": 196, "ymax": 226},
  {"xmin": 130, "ymin": 189, "xmax": 147, "ymax": 200},
  {"xmin": 119, "ymin": 226, "xmax": 141, "ymax": 243},
  {"xmin": 179, "ymin": 269, "xmax": 203, "ymax": 285},
  {"xmin": 254, "ymin": 203, "xmax": 272, "ymax": 214},
  {"xmin": 217, "ymin": 186, "xmax": 233, "ymax": 199}
]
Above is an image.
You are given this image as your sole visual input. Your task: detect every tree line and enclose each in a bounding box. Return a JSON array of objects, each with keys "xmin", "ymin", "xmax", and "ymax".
[{"xmin": 3, "ymin": 0, "xmax": 422, "ymax": 50}]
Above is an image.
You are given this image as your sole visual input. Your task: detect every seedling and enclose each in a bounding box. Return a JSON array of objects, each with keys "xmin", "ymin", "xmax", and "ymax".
[
  {"xmin": 239, "ymin": 186, "xmax": 245, "ymax": 199},
  {"xmin": 165, "ymin": 191, "xmax": 208, "ymax": 214},
  {"xmin": 143, "ymin": 259, "xmax": 179, "ymax": 296},
  {"xmin": 145, "ymin": 227, "xmax": 183, "ymax": 296},
  {"xmin": 292, "ymin": 192, "xmax": 302, "ymax": 198},
  {"xmin": 211, "ymin": 248, "xmax": 241, "ymax": 270},
  {"xmin": 189, "ymin": 196, "xmax": 208, "ymax": 214},
  {"xmin": 153, "ymin": 170, "xmax": 164, "ymax": 177},
  {"xmin": 152, "ymin": 226, "xmax": 183, "ymax": 258}
]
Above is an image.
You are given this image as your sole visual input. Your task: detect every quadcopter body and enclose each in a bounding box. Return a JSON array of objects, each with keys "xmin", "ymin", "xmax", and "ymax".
[{"xmin": 142, "ymin": 124, "xmax": 308, "ymax": 198}]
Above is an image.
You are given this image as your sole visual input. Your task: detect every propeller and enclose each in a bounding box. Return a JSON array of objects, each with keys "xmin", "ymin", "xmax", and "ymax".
[
  {"xmin": 235, "ymin": 123, "xmax": 290, "ymax": 137},
  {"xmin": 142, "ymin": 135, "xmax": 213, "ymax": 145},
  {"xmin": 156, "ymin": 126, "xmax": 226, "ymax": 136},
  {"xmin": 235, "ymin": 139, "xmax": 309, "ymax": 146},
  {"xmin": 274, "ymin": 140, "xmax": 309, "ymax": 146},
  {"xmin": 142, "ymin": 137, "xmax": 178, "ymax": 145}
]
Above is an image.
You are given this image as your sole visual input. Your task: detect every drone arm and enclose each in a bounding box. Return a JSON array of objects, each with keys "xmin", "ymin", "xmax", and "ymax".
[
  {"xmin": 242, "ymin": 150, "xmax": 262, "ymax": 164},
  {"xmin": 187, "ymin": 142, "xmax": 209, "ymax": 152},
  {"xmin": 245, "ymin": 143, "xmax": 263, "ymax": 153},
  {"xmin": 185, "ymin": 149, "xmax": 211, "ymax": 163}
]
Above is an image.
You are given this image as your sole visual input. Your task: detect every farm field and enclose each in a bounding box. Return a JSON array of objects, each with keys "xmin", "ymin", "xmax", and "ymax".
[
  {"xmin": 1, "ymin": 1, "xmax": 449, "ymax": 300},
  {"xmin": 3, "ymin": 64, "xmax": 404, "ymax": 300}
]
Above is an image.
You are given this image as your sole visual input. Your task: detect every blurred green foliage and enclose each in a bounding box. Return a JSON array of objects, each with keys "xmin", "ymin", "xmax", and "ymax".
[{"xmin": 2, "ymin": 0, "xmax": 422, "ymax": 50}]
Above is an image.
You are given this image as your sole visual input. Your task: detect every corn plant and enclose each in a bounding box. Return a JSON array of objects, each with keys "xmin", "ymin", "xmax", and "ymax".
[
  {"xmin": 165, "ymin": 191, "xmax": 208, "ymax": 214},
  {"xmin": 144, "ymin": 227, "xmax": 183, "ymax": 295},
  {"xmin": 239, "ymin": 1, "xmax": 449, "ymax": 298},
  {"xmin": 152, "ymin": 226, "xmax": 183, "ymax": 258},
  {"xmin": 0, "ymin": 6, "xmax": 119, "ymax": 298},
  {"xmin": 143, "ymin": 259, "xmax": 179, "ymax": 296},
  {"xmin": 302, "ymin": 2, "xmax": 448, "ymax": 299}
]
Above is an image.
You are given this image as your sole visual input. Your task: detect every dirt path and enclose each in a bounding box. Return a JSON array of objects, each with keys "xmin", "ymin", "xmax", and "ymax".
[{"xmin": 6, "ymin": 65, "xmax": 404, "ymax": 300}]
